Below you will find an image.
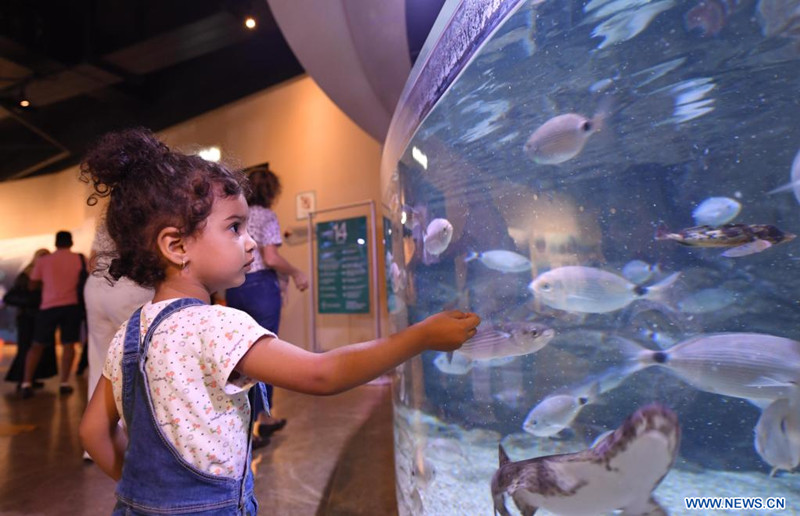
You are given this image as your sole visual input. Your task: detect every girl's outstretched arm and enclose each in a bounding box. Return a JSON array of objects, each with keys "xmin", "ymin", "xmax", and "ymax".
[
  {"xmin": 79, "ymin": 377, "xmax": 128, "ymax": 480},
  {"xmin": 236, "ymin": 310, "xmax": 479, "ymax": 396}
]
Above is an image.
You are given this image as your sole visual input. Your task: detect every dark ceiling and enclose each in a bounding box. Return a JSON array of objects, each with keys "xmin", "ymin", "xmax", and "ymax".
[{"xmin": 0, "ymin": 0, "xmax": 304, "ymax": 182}]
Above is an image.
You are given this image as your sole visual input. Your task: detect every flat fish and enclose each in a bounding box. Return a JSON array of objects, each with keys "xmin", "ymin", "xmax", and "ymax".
[
  {"xmin": 655, "ymin": 223, "xmax": 795, "ymax": 257},
  {"xmin": 692, "ymin": 196, "xmax": 741, "ymax": 226},
  {"xmin": 754, "ymin": 398, "xmax": 800, "ymax": 476},
  {"xmin": 466, "ymin": 250, "xmax": 531, "ymax": 273},
  {"xmin": 529, "ymin": 265, "xmax": 681, "ymax": 313},
  {"xmin": 493, "ymin": 403, "xmax": 680, "ymax": 516},
  {"xmin": 524, "ymin": 113, "xmax": 598, "ymax": 164},
  {"xmin": 625, "ymin": 333, "xmax": 800, "ymax": 402}
]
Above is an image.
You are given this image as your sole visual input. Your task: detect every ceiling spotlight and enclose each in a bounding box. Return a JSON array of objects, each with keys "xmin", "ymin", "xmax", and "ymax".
[
  {"xmin": 244, "ymin": 17, "xmax": 256, "ymax": 29},
  {"xmin": 19, "ymin": 99, "xmax": 30, "ymax": 108}
]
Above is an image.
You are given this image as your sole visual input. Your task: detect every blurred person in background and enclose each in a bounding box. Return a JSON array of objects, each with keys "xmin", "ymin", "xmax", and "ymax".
[
  {"xmin": 3, "ymin": 249, "xmax": 57, "ymax": 391},
  {"xmin": 226, "ymin": 164, "xmax": 309, "ymax": 447}
]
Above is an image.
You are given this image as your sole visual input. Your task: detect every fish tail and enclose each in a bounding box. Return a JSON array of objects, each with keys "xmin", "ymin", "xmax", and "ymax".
[
  {"xmin": 654, "ymin": 222, "xmax": 670, "ymax": 240},
  {"xmin": 464, "ymin": 251, "xmax": 479, "ymax": 263},
  {"xmin": 767, "ymin": 181, "xmax": 800, "ymax": 196},
  {"xmin": 610, "ymin": 335, "xmax": 652, "ymax": 373},
  {"xmin": 643, "ymin": 272, "xmax": 681, "ymax": 302}
]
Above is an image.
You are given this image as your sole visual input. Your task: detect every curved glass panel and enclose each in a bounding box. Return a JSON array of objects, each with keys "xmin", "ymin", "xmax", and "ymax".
[{"xmin": 385, "ymin": 0, "xmax": 800, "ymax": 514}]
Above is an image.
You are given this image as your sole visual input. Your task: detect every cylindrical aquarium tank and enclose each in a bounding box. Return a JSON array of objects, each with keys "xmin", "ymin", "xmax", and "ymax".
[{"xmin": 382, "ymin": 0, "xmax": 800, "ymax": 514}]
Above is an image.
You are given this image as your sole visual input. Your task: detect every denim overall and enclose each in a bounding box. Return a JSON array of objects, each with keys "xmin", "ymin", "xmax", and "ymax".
[{"xmin": 113, "ymin": 298, "xmax": 267, "ymax": 515}]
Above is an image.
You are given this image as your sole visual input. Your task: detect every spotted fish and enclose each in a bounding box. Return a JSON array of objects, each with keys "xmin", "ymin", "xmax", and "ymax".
[
  {"xmin": 655, "ymin": 223, "xmax": 795, "ymax": 257},
  {"xmin": 492, "ymin": 403, "xmax": 680, "ymax": 516}
]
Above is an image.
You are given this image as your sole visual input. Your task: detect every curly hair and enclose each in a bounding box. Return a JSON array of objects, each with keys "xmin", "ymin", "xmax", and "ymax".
[
  {"xmin": 245, "ymin": 164, "xmax": 282, "ymax": 208},
  {"xmin": 80, "ymin": 127, "xmax": 248, "ymax": 288}
]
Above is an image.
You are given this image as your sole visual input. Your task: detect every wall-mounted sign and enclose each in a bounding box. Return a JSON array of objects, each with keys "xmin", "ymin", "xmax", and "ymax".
[
  {"xmin": 316, "ymin": 216, "xmax": 370, "ymax": 314},
  {"xmin": 296, "ymin": 190, "xmax": 316, "ymax": 220}
]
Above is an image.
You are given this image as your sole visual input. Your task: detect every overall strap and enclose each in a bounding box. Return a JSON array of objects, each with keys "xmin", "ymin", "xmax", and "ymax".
[{"xmin": 121, "ymin": 298, "xmax": 206, "ymax": 421}]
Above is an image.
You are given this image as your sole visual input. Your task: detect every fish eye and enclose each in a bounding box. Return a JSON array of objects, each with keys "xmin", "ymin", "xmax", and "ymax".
[
  {"xmin": 582, "ymin": 121, "xmax": 592, "ymax": 132},
  {"xmin": 540, "ymin": 282, "xmax": 551, "ymax": 292},
  {"xmin": 528, "ymin": 328, "xmax": 540, "ymax": 337}
]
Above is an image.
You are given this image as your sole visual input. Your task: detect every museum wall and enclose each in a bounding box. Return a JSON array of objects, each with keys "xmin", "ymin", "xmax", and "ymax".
[{"xmin": 0, "ymin": 76, "xmax": 386, "ymax": 350}]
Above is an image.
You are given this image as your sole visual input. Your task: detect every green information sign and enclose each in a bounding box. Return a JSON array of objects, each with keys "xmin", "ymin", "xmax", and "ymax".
[{"xmin": 316, "ymin": 216, "xmax": 370, "ymax": 314}]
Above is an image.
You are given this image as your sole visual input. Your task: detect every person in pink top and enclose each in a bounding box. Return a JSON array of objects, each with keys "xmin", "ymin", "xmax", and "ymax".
[{"xmin": 21, "ymin": 230, "xmax": 86, "ymax": 399}]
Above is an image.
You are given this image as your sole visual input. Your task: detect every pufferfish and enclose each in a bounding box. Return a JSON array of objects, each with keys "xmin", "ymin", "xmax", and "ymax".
[
  {"xmin": 656, "ymin": 223, "xmax": 795, "ymax": 257},
  {"xmin": 492, "ymin": 403, "xmax": 680, "ymax": 516}
]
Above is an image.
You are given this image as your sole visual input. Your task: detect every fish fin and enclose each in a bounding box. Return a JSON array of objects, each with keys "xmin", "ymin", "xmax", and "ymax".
[
  {"xmin": 499, "ymin": 444, "xmax": 510, "ymax": 467},
  {"xmin": 446, "ymin": 351, "xmax": 454, "ymax": 364},
  {"xmin": 767, "ymin": 181, "xmax": 800, "ymax": 195},
  {"xmin": 721, "ymin": 239, "xmax": 772, "ymax": 258},
  {"xmin": 464, "ymin": 251, "xmax": 479, "ymax": 263},
  {"xmin": 512, "ymin": 493, "xmax": 539, "ymax": 516},
  {"xmin": 748, "ymin": 398, "xmax": 773, "ymax": 410},
  {"xmin": 621, "ymin": 495, "xmax": 667, "ymax": 516},
  {"xmin": 770, "ymin": 467, "xmax": 779, "ymax": 477},
  {"xmin": 608, "ymin": 335, "xmax": 652, "ymax": 374},
  {"xmin": 642, "ymin": 272, "xmax": 681, "ymax": 302},
  {"xmin": 747, "ymin": 376, "xmax": 796, "ymax": 389}
]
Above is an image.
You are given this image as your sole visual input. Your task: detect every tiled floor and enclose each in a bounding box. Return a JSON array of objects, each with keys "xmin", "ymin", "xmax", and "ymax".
[{"xmin": 0, "ymin": 344, "xmax": 398, "ymax": 516}]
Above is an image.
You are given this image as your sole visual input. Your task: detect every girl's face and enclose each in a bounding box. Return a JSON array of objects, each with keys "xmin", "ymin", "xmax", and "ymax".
[{"xmin": 184, "ymin": 193, "xmax": 256, "ymax": 293}]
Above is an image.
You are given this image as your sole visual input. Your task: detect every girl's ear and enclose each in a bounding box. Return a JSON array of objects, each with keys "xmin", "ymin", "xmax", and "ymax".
[{"xmin": 157, "ymin": 226, "xmax": 187, "ymax": 268}]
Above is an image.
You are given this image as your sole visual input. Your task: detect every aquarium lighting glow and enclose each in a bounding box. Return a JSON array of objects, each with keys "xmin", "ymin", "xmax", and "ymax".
[
  {"xmin": 400, "ymin": 211, "xmax": 408, "ymax": 225},
  {"xmin": 412, "ymin": 146, "xmax": 428, "ymax": 169},
  {"xmin": 357, "ymin": 238, "xmax": 366, "ymax": 245}
]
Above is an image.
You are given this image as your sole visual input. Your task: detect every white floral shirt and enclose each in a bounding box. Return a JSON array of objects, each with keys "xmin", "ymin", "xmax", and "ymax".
[
  {"xmin": 103, "ymin": 300, "xmax": 273, "ymax": 477},
  {"xmin": 248, "ymin": 205, "xmax": 282, "ymax": 272}
]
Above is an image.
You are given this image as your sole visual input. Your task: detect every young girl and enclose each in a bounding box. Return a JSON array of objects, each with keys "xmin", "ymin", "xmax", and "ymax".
[{"xmin": 78, "ymin": 128, "xmax": 480, "ymax": 515}]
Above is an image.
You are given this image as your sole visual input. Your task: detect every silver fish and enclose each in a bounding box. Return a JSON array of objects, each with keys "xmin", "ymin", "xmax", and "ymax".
[
  {"xmin": 621, "ymin": 259, "xmax": 659, "ymax": 285},
  {"xmin": 493, "ymin": 403, "xmax": 680, "ymax": 516},
  {"xmin": 423, "ymin": 218, "xmax": 453, "ymax": 256},
  {"xmin": 529, "ymin": 266, "xmax": 680, "ymax": 313},
  {"xmin": 456, "ymin": 324, "xmax": 555, "ymax": 362},
  {"xmin": 522, "ymin": 392, "xmax": 593, "ymax": 437},
  {"xmin": 465, "ymin": 250, "xmax": 531, "ymax": 273},
  {"xmin": 755, "ymin": 398, "xmax": 800, "ymax": 476},
  {"xmin": 692, "ymin": 196, "xmax": 741, "ymax": 226},
  {"xmin": 524, "ymin": 113, "xmax": 599, "ymax": 164},
  {"xmin": 626, "ymin": 333, "xmax": 800, "ymax": 402}
]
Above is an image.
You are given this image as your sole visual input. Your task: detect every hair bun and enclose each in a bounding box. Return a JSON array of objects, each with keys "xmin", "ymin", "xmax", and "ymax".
[{"xmin": 81, "ymin": 127, "xmax": 169, "ymax": 196}]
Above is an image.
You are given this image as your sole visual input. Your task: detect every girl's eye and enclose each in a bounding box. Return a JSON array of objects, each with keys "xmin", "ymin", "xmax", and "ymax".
[{"xmin": 230, "ymin": 223, "xmax": 241, "ymax": 233}]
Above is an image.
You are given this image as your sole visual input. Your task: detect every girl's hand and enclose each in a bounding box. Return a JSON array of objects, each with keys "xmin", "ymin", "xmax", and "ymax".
[
  {"xmin": 413, "ymin": 310, "xmax": 480, "ymax": 352},
  {"xmin": 292, "ymin": 271, "xmax": 309, "ymax": 292}
]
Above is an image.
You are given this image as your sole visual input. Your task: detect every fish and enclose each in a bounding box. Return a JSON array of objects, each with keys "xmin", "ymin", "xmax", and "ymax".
[
  {"xmin": 454, "ymin": 323, "xmax": 555, "ymax": 362},
  {"xmin": 685, "ymin": 0, "xmax": 739, "ymax": 37},
  {"xmin": 692, "ymin": 196, "xmax": 741, "ymax": 226},
  {"xmin": 433, "ymin": 351, "xmax": 473, "ymax": 375},
  {"xmin": 621, "ymin": 333, "xmax": 800, "ymax": 402},
  {"xmin": 465, "ymin": 250, "xmax": 531, "ymax": 273},
  {"xmin": 522, "ymin": 391, "xmax": 595, "ymax": 438},
  {"xmin": 523, "ymin": 112, "xmax": 602, "ymax": 164},
  {"xmin": 423, "ymin": 218, "xmax": 453, "ymax": 256},
  {"xmin": 767, "ymin": 148, "xmax": 800, "ymax": 204},
  {"xmin": 493, "ymin": 403, "xmax": 680, "ymax": 516},
  {"xmin": 677, "ymin": 287, "xmax": 737, "ymax": 314},
  {"xmin": 655, "ymin": 223, "xmax": 796, "ymax": 258},
  {"xmin": 528, "ymin": 265, "xmax": 681, "ymax": 314},
  {"xmin": 621, "ymin": 259, "xmax": 659, "ymax": 285},
  {"xmin": 523, "ymin": 365, "xmax": 636, "ymax": 438},
  {"xmin": 754, "ymin": 398, "xmax": 800, "ymax": 476}
]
